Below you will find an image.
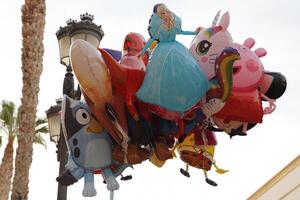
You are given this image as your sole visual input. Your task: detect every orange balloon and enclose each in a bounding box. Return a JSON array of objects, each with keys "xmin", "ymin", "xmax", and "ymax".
[
  {"xmin": 70, "ymin": 39, "xmax": 112, "ymax": 103},
  {"xmin": 70, "ymin": 39, "xmax": 128, "ymax": 145}
]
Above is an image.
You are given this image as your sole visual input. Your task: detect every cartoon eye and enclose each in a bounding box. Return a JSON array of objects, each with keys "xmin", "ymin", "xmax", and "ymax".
[
  {"xmin": 239, "ymin": 46, "xmax": 248, "ymax": 52},
  {"xmin": 196, "ymin": 40, "xmax": 212, "ymax": 55},
  {"xmin": 75, "ymin": 108, "xmax": 90, "ymax": 125}
]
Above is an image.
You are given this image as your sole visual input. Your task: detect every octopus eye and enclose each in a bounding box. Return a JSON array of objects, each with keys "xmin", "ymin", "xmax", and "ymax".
[{"xmin": 196, "ymin": 40, "xmax": 212, "ymax": 55}]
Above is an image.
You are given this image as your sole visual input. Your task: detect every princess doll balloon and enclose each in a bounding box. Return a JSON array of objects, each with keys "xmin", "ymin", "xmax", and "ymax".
[{"xmin": 136, "ymin": 3, "xmax": 209, "ymax": 115}]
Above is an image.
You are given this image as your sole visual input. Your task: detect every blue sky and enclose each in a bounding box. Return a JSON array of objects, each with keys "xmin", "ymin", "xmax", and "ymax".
[{"xmin": 0, "ymin": 0, "xmax": 300, "ymax": 199}]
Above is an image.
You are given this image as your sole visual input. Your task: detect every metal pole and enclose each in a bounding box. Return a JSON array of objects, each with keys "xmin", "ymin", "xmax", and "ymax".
[
  {"xmin": 57, "ymin": 128, "xmax": 68, "ymax": 200},
  {"xmin": 57, "ymin": 66, "xmax": 78, "ymax": 200}
]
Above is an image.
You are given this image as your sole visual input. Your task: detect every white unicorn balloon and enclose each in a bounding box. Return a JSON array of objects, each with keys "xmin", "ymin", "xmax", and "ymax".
[{"xmin": 189, "ymin": 11, "xmax": 234, "ymax": 80}]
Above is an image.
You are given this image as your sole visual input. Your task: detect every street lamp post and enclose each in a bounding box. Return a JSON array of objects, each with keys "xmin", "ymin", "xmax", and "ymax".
[
  {"xmin": 45, "ymin": 99, "xmax": 62, "ymax": 144},
  {"xmin": 46, "ymin": 13, "xmax": 104, "ymax": 200},
  {"xmin": 56, "ymin": 13, "xmax": 104, "ymax": 100}
]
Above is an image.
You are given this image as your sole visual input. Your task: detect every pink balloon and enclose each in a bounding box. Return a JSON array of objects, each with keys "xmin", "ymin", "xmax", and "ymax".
[{"xmin": 232, "ymin": 38, "xmax": 266, "ymax": 92}]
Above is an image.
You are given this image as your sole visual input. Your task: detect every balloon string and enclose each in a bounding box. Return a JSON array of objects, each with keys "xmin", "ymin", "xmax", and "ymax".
[
  {"xmin": 114, "ymin": 121, "xmax": 130, "ymax": 163},
  {"xmin": 60, "ymin": 96, "xmax": 72, "ymax": 154},
  {"xmin": 110, "ymin": 191, "xmax": 114, "ymax": 200},
  {"xmin": 200, "ymin": 123, "xmax": 216, "ymax": 165}
]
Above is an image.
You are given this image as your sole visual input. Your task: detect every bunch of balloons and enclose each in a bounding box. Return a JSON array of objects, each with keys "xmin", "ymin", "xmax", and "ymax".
[{"xmin": 55, "ymin": 5, "xmax": 286, "ymax": 199}]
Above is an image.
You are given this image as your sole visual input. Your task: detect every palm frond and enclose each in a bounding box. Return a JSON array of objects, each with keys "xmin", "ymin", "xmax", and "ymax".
[
  {"xmin": 1, "ymin": 101, "xmax": 15, "ymax": 115},
  {"xmin": 0, "ymin": 101, "xmax": 17, "ymax": 134},
  {"xmin": 36, "ymin": 118, "xmax": 47, "ymax": 126},
  {"xmin": 35, "ymin": 126, "xmax": 48, "ymax": 134},
  {"xmin": 35, "ymin": 117, "xmax": 48, "ymax": 135},
  {"xmin": 0, "ymin": 122, "xmax": 8, "ymax": 134},
  {"xmin": 33, "ymin": 134, "xmax": 47, "ymax": 149},
  {"xmin": 1, "ymin": 106, "xmax": 13, "ymax": 128},
  {"xmin": 0, "ymin": 100, "xmax": 50, "ymax": 147}
]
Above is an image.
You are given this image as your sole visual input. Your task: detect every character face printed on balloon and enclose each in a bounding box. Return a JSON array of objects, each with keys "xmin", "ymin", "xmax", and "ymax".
[
  {"xmin": 155, "ymin": 4, "xmax": 175, "ymax": 29},
  {"xmin": 189, "ymin": 11, "xmax": 234, "ymax": 80},
  {"xmin": 122, "ymin": 32, "xmax": 146, "ymax": 57},
  {"xmin": 157, "ymin": 4, "xmax": 172, "ymax": 20},
  {"xmin": 232, "ymin": 38, "xmax": 267, "ymax": 92}
]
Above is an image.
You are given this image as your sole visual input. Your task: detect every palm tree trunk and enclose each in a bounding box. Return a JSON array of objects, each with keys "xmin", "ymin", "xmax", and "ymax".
[
  {"xmin": 11, "ymin": 1, "xmax": 46, "ymax": 199},
  {"xmin": 0, "ymin": 136, "xmax": 14, "ymax": 200}
]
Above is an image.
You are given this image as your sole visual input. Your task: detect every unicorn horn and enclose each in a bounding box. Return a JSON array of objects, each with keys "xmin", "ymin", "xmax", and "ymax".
[{"xmin": 211, "ymin": 10, "xmax": 221, "ymax": 26}]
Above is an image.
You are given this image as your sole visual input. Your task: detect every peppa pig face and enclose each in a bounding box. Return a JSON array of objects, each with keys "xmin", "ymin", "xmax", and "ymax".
[{"xmin": 232, "ymin": 38, "xmax": 267, "ymax": 92}]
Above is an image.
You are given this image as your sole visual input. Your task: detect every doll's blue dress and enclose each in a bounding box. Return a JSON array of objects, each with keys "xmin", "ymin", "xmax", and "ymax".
[{"xmin": 136, "ymin": 13, "xmax": 209, "ymax": 114}]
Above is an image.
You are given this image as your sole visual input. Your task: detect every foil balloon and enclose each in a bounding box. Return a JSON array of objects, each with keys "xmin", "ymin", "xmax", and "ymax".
[
  {"xmin": 260, "ymin": 71, "xmax": 287, "ymax": 100},
  {"xmin": 56, "ymin": 95, "xmax": 130, "ymax": 198},
  {"xmin": 136, "ymin": 3, "xmax": 209, "ymax": 114},
  {"xmin": 189, "ymin": 11, "xmax": 234, "ymax": 80},
  {"xmin": 177, "ymin": 128, "xmax": 228, "ymax": 186},
  {"xmin": 213, "ymin": 89, "xmax": 264, "ymax": 123},
  {"xmin": 232, "ymin": 38, "xmax": 266, "ymax": 92},
  {"xmin": 213, "ymin": 38, "xmax": 287, "ymax": 136},
  {"xmin": 98, "ymin": 48, "xmax": 146, "ymax": 121},
  {"xmin": 212, "ymin": 38, "xmax": 266, "ymax": 134},
  {"xmin": 121, "ymin": 32, "xmax": 148, "ymax": 65},
  {"xmin": 209, "ymin": 47, "xmax": 240, "ymax": 102},
  {"xmin": 70, "ymin": 39, "xmax": 112, "ymax": 104},
  {"xmin": 70, "ymin": 39, "xmax": 128, "ymax": 146},
  {"xmin": 98, "ymin": 47, "xmax": 152, "ymax": 165}
]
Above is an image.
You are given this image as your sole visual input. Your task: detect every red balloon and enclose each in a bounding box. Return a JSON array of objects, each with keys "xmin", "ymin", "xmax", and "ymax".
[
  {"xmin": 99, "ymin": 48, "xmax": 146, "ymax": 120},
  {"xmin": 122, "ymin": 32, "xmax": 146, "ymax": 57},
  {"xmin": 122, "ymin": 32, "xmax": 149, "ymax": 65},
  {"xmin": 194, "ymin": 129, "xmax": 217, "ymax": 146},
  {"xmin": 213, "ymin": 90, "xmax": 263, "ymax": 123}
]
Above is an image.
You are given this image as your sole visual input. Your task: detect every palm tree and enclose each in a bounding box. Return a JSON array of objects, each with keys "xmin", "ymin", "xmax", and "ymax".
[
  {"xmin": 0, "ymin": 101, "xmax": 18, "ymax": 200},
  {"xmin": 10, "ymin": 0, "xmax": 46, "ymax": 199},
  {"xmin": 0, "ymin": 101, "xmax": 48, "ymax": 200}
]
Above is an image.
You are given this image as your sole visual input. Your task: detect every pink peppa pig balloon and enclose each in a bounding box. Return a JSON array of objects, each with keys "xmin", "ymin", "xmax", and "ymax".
[{"xmin": 232, "ymin": 38, "xmax": 267, "ymax": 92}]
